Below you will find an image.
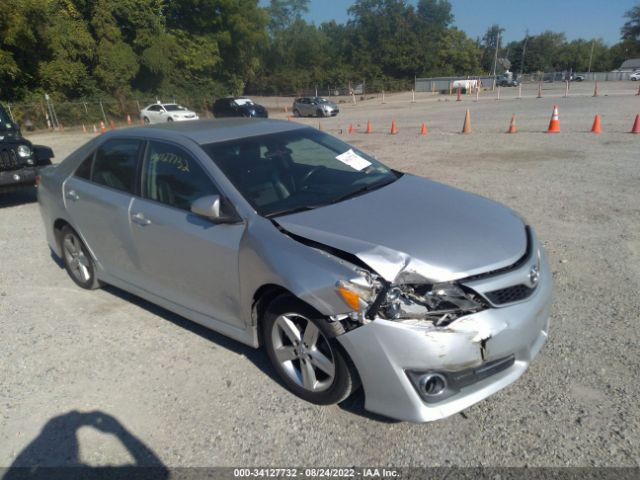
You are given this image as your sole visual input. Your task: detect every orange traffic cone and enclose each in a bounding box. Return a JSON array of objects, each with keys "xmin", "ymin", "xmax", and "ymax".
[
  {"xmin": 140, "ymin": 118, "xmax": 145, "ymax": 126},
  {"xmin": 110, "ymin": 120, "xmax": 116, "ymax": 130},
  {"xmin": 456, "ymin": 86, "xmax": 462, "ymax": 102},
  {"xmin": 100, "ymin": 121, "xmax": 106, "ymax": 133},
  {"xmin": 537, "ymin": 83, "xmax": 542, "ymax": 98},
  {"xmin": 390, "ymin": 119, "xmax": 398, "ymax": 135},
  {"xmin": 127, "ymin": 114, "xmax": 132, "ymax": 125},
  {"xmin": 506, "ymin": 115, "xmax": 517, "ymax": 134},
  {"xmin": 365, "ymin": 120, "xmax": 372, "ymax": 134},
  {"xmin": 631, "ymin": 114, "xmax": 640, "ymax": 134},
  {"xmin": 590, "ymin": 114, "xmax": 602, "ymax": 134},
  {"xmin": 636, "ymin": 84, "xmax": 640, "ymax": 96},
  {"xmin": 593, "ymin": 81, "xmax": 599, "ymax": 97},
  {"xmin": 284, "ymin": 106, "xmax": 288, "ymax": 113},
  {"xmin": 82, "ymin": 123, "xmax": 87, "ymax": 134},
  {"xmin": 287, "ymin": 116, "xmax": 292, "ymax": 121},
  {"xmin": 461, "ymin": 109, "xmax": 472, "ymax": 134},
  {"xmin": 59, "ymin": 123, "xmax": 64, "ymax": 132},
  {"xmin": 348, "ymin": 123, "xmax": 353, "ymax": 134},
  {"xmin": 547, "ymin": 105, "xmax": 560, "ymax": 133},
  {"xmin": 93, "ymin": 124, "xmax": 98, "ymax": 133},
  {"xmin": 420, "ymin": 122, "xmax": 427, "ymax": 136}
]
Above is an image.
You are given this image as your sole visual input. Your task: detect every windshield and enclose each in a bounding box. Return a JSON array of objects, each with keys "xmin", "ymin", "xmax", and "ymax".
[
  {"xmin": 202, "ymin": 129, "xmax": 400, "ymax": 217},
  {"xmin": 234, "ymin": 98, "xmax": 254, "ymax": 106},
  {"xmin": 0, "ymin": 104, "xmax": 13, "ymax": 126},
  {"xmin": 314, "ymin": 98, "xmax": 330, "ymax": 104},
  {"xmin": 163, "ymin": 104, "xmax": 186, "ymax": 112}
]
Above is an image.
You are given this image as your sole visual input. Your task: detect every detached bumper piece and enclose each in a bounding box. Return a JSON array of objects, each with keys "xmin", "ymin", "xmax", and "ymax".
[{"xmin": 406, "ymin": 354, "xmax": 515, "ymax": 403}]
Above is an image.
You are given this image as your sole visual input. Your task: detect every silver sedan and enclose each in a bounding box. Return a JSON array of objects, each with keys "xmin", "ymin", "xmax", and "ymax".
[{"xmin": 37, "ymin": 119, "xmax": 551, "ymax": 422}]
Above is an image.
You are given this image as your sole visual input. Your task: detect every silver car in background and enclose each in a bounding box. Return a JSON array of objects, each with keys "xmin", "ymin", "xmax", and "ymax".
[
  {"xmin": 37, "ymin": 119, "xmax": 551, "ymax": 422},
  {"xmin": 292, "ymin": 97, "xmax": 339, "ymax": 117}
]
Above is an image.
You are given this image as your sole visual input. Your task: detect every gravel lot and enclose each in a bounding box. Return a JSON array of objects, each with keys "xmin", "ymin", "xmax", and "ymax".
[{"xmin": 1, "ymin": 80, "xmax": 639, "ymax": 469}]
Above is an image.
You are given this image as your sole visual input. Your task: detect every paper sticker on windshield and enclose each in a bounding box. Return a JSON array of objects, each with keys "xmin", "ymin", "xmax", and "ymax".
[{"xmin": 336, "ymin": 149, "xmax": 371, "ymax": 171}]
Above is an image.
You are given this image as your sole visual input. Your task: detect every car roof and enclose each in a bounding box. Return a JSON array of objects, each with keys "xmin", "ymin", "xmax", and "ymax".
[{"xmin": 109, "ymin": 118, "xmax": 308, "ymax": 145}]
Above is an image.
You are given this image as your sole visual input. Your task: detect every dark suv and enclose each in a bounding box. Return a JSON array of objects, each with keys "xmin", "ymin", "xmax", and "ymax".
[
  {"xmin": 211, "ymin": 97, "xmax": 268, "ymax": 118},
  {"xmin": 0, "ymin": 103, "xmax": 54, "ymax": 192}
]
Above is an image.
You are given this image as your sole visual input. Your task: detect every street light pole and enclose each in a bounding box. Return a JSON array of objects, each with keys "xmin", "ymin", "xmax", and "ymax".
[{"xmin": 588, "ymin": 39, "xmax": 595, "ymax": 73}]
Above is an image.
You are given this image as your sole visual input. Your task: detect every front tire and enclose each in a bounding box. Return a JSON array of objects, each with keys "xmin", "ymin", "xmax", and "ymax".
[
  {"xmin": 60, "ymin": 226, "xmax": 101, "ymax": 290},
  {"xmin": 262, "ymin": 296, "xmax": 359, "ymax": 405}
]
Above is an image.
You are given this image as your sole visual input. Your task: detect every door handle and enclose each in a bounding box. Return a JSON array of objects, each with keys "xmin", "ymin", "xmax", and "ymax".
[
  {"xmin": 131, "ymin": 212, "xmax": 151, "ymax": 226},
  {"xmin": 65, "ymin": 189, "xmax": 79, "ymax": 201}
]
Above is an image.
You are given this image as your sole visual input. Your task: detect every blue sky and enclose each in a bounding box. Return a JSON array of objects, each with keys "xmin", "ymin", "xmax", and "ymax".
[{"xmin": 263, "ymin": 0, "xmax": 637, "ymax": 45}]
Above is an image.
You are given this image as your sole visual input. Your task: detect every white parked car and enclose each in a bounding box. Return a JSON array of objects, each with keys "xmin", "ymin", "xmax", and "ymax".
[
  {"xmin": 630, "ymin": 72, "xmax": 640, "ymax": 81},
  {"xmin": 139, "ymin": 103, "xmax": 199, "ymax": 124}
]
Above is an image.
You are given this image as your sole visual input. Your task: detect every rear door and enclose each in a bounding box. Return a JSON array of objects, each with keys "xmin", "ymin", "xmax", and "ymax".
[
  {"xmin": 129, "ymin": 140, "xmax": 246, "ymax": 328},
  {"xmin": 63, "ymin": 138, "xmax": 143, "ymax": 285}
]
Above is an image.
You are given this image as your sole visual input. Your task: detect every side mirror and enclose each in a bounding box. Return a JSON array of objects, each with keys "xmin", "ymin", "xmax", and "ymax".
[
  {"xmin": 159, "ymin": 110, "xmax": 164, "ymax": 115},
  {"xmin": 191, "ymin": 195, "xmax": 239, "ymax": 223}
]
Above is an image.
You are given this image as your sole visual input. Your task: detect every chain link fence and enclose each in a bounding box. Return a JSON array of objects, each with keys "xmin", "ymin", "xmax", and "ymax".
[{"xmin": 3, "ymin": 96, "xmax": 215, "ymax": 132}]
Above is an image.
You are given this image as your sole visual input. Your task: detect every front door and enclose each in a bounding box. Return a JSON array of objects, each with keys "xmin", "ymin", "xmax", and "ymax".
[{"xmin": 129, "ymin": 140, "xmax": 246, "ymax": 329}]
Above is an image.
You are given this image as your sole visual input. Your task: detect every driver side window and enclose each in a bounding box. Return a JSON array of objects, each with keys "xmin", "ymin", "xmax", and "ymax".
[{"xmin": 142, "ymin": 141, "xmax": 220, "ymax": 211}]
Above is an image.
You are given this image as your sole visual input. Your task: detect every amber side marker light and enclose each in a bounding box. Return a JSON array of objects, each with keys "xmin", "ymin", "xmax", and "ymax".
[{"xmin": 337, "ymin": 284, "xmax": 361, "ymax": 310}]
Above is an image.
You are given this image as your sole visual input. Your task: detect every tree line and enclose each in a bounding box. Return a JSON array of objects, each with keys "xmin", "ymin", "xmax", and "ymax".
[{"xmin": 1, "ymin": 0, "xmax": 639, "ymax": 103}]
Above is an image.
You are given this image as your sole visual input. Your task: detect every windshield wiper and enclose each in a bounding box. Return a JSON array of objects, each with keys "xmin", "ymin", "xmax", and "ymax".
[
  {"xmin": 328, "ymin": 178, "xmax": 397, "ymax": 205},
  {"xmin": 265, "ymin": 205, "xmax": 322, "ymax": 218}
]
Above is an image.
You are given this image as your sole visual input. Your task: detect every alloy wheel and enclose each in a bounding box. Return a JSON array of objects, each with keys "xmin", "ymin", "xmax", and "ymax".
[
  {"xmin": 62, "ymin": 233, "xmax": 91, "ymax": 283},
  {"xmin": 271, "ymin": 313, "xmax": 336, "ymax": 392}
]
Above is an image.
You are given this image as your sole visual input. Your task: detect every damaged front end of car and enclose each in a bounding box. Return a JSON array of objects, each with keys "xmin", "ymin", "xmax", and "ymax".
[{"xmin": 301, "ymin": 226, "xmax": 552, "ymax": 422}]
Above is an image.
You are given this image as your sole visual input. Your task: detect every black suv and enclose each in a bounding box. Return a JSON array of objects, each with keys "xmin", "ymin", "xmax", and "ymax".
[
  {"xmin": 0, "ymin": 103, "xmax": 54, "ymax": 192},
  {"xmin": 211, "ymin": 97, "xmax": 268, "ymax": 118}
]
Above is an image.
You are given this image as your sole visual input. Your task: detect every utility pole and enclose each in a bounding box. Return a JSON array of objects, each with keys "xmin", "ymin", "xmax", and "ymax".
[
  {"xmin": 492, "ymin": 31, "xmax": 501, "ymax": 77},
  {"xmin": 588, "ymin": 39, "xmax": 596, "ymax": 73},
  {"xmin": 520, "ymin": 30, "xmax": 529, "ymax": 77}
]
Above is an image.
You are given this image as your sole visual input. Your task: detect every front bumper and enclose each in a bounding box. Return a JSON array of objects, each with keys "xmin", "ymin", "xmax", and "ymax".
[
  {"xmin": 0, "ymin": 166, "xmax": 39, "ymax": 189},
  {"xmin": 337, "ymin": 249, "xmax": 552, "ymax": 423}
]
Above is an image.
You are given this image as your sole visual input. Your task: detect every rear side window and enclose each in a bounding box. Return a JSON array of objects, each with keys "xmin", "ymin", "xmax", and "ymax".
[{"xmin": 91, "ymin": 139, "xmax": 141, "ymax": 193}]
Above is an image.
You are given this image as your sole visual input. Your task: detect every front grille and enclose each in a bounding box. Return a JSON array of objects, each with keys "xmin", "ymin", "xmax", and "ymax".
[
  {"xmin": 0, "ymin": 147, "xmax": 19, "ymax": 171},
  {"xmin": 485, "ymin": 284, "xmax": 535, "ymax": 305}
]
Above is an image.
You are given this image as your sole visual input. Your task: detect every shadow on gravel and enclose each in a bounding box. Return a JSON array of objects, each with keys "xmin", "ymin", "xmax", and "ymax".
[
  {"xmin": 337, "ymin": 388, "xmax": 400, "ymax": 423},
  {"xmin": 2, "ymin": 410, "xmax": 168, "ymax": 480},
  {"xmin": 103, "ymin": 285, "xmax": 399, "ymax": 424},
  {"xmin": 0, "ymin": 187, "xmax": 37, "ymax": 208},
  {"xmin": 103, "ymin": 285, "xmax": 280, "ymax": 385}
]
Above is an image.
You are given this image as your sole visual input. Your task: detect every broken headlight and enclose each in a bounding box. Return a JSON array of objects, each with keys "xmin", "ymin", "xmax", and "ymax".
[
  {"xmin": 336, "ymin": 272, "xmax": 380, "ymax": 312},
  {"xmin": 379, "ymin": 282, "xmax": 486, "ymax": 326}
]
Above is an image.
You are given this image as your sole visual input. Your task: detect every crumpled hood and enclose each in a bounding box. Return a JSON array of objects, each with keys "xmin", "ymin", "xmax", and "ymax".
[{"xmin": 276, "ymin": 174, "xmax": 527, "ymax": 283}]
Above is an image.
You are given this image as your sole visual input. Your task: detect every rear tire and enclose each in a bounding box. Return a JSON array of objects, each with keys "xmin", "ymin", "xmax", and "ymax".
[
  {"xmin": 167, "ymin": 117, "xmax": 173, "ymax": 122},
  {"xmin": 262, "ymin": 295, "xmax": 359, "ymax": 405},
  {"xmin": 143, "ymin": 117, "xmax": 150, "ymax": 125},
  {"xmin": 293, "ymin": 109, "xmax": 300, "ymax": 117},
  {"xmin": 60, "ymin": 226, "xmax": 101, "ymax": 290}
]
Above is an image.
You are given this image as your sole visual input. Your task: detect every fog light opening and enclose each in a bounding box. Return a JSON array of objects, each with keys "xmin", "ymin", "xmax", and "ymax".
[{"xmin": 418, "ymin": 373, "xmax": 447, "ymax": 397}]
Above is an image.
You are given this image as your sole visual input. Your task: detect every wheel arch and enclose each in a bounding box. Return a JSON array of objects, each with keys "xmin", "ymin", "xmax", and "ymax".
[
  {"xmin": 53, "ymin": 218, "xmax": 72, "ymax": 251},
  {"xmin": 251, "ymin": 284, "xmax": 335, "ymax": 347}
]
